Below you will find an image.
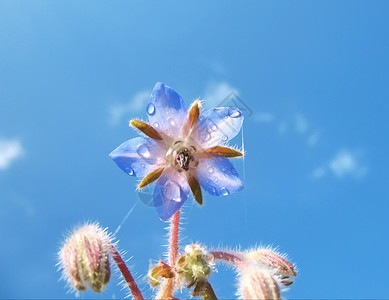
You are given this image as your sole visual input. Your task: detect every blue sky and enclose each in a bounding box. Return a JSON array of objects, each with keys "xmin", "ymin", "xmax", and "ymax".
[{"xmin": 0, "ymin": 1, "xmax": 388, "ymax": 299}]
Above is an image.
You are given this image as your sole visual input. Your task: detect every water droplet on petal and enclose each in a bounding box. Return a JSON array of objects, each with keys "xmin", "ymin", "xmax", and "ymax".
[
  {"xmin": 200, "ymin": 132, "xmax": 211, "ymax": 142},
  {"xmin": 141, "ymin": 163, "xmax": 145, "ymax": 168},
  {"xmin": 214, "ymin": 178, "xmax": 219, "ymax": 182},
  {"xmin": 137, "ymin": 144, "xmax": 151, "ymax": 158},
  {"xmin": 209, "ymin": 123, "xmax": 218, "ymax": 132},
  {"xmin": 168, "ymin": 118, "xmax": 176, "ymax": 127},
  {"xmin": 147, "ymin": 103, "xmax": 156, "ymax": 116},
  {"xmin": 222, "ymin": 135, "xmax": 228, "ymax": 142},
  {"xmin": 211, "ymin": 187, "xmax": 217, "ymax": 195},
  {"xmin": 208, "ymin": 166, "xmax": 214, "ymax": 173},
  {"xmin": 220, "ymin": 187, "xmax": 230, "ymax": 196},
  {"xmin": 153, "ymin": 122, "xmax": 159, "ymax": 128},
  {"xmin": 163, "ymin": 181, "xmax": 181, "ymax": 202},
  {"xmin": 231, "ymin": 168, "xmax": 238, "ymax": 175},
  {"xmin": 126, "ymin": 167, "xmax": 134, "ymax": 176},
  {"xmin": 228, "ymin": 108, "xmax": 242, "ymax": 118}
]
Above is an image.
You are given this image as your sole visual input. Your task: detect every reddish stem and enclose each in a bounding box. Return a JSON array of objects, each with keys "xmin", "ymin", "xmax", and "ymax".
[
  {"xmin": 169, "ymin": 210, "xmax": 180, "ymax": 266},
  {"xmin": 110, "ymin": 245, "xmax": 144, "ymax": 300},
  {"xmin": 210, "ymin": 251, "xmax": 249, "ymax": 269},
  {"xmin": 157, "ymin": 210, "xmax": 181, "ymax": 299}
]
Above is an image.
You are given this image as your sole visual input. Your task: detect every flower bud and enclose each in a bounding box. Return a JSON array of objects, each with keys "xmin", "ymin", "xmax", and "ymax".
[
  {"xmin": 59, "ymin": 223, "xmax": 112, "ymax": 293},
  {"xmin": 245, "ymin": 248, "xmax": 296, "ymax": 283},
  {"xmin": 238, "ymin": 269, "xmax": 281, "ymax": 300},
  {"xmin": 176, "ymin": 244, "xmax": 214, "ymax": 285}
]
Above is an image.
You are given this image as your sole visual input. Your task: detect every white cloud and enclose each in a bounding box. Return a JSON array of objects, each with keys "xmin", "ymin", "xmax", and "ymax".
[
  {"xmin": 294, "ymin": 113, "xmax": 308, "ymax": 134},
  {"xmin": 0, "ymin": 138, "xmax": 23, "ymax": 170},
  {"xmin": 312, "ymin": 149, "xmax": 367, "ymax": 179},
  {"xmin": 254, "ymin": 112, "xmax": 275, "ymax": 123},
  {"xmin": 204, "ymin": 82, "xmax": 239, "ymax": 108},
  {"xmin": 329, "ymin": 150, "xmax": 367, "ymax": 178},
  {"xmin": 109, "ymin": 90, "xmax": 150, "ymax": 126}
]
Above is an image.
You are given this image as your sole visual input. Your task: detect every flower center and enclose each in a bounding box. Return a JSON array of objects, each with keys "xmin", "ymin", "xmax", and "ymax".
[
  {"xmin": 176, "ymin": 148, "xmax": 191, "ymax": 171},
  {"xmin": 166, "ymin": 141, "xmax": 198, "ymax": 172}
]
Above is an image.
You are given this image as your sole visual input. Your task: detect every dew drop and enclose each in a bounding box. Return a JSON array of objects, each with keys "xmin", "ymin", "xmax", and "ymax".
[
  {"xmin": 231, "ymin": 168, "xmax": 238, "ymax": 175},
  {"xmin": 168, "ymin": 118, "xmax": 176, "ymax": 127},
  {"xmin": 210, "ymin": 187, "xmax": 217, "ymax": 195},
  {"xmin": 228, "ymin": 108, "xmax": 242, "ymax": 118},
  {"xmin": 126, "ymin": 167, "xmax": 134, "ymax": 176},
  {"xmin": 208, "ymin": 166, "xmax": 214, "ymax": 173},
  {"xmin": 137, "ymin": 144, "xmax": 151, "ymax": 158},
  {"xmin": 209, "ymin": 123, "xmax": 218, "ymax": 132},
  {"xmin": 163, "ymin": 181, "xmax": 181, "ymax": 202},
  {"xmin": 141, "ymin": 163, "xmax": 145, "ymax": 168},
  {"xmin": 147, "ymin": 103, "xmax": 156, "ymax": 116},
  {"xmin": 214, "ymin": 178, "xmax": 219, "ymax": 182},
  {"xmin": 222, "ymin": 135, "xmax": 228, "ymax": 142},
  {"xmin": 200, "ymin": 132, "xmax": 211, "ymax": 142},
  {"xmin": 220, "ymin": 187, "xmax": 230, "ymax": 196},
  {"xmin": 153, "ymin": 122, "xmax": 159, "ymax": 128}
]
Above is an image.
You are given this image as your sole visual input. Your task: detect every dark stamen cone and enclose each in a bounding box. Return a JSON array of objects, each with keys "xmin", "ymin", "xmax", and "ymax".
[
  {"xmin": 188, "ymin": 175, "xmax": 203, "ymax": 205},
  {"xmin": 138, "ymin": 168, "xmax": 164, "ymax": 189},
  {"xmin": 130, "ymin": 120, "xmax": 163, "ymax": 140},
  {"xmin": 206, "ymin": 146, "xmax": 244, "ymax": 158},
  {"xmin": 188, "ymin": 100, "xmax": 201, "ymax": 129}
]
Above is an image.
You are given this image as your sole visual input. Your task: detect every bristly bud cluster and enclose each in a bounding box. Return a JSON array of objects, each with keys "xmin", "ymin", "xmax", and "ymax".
[
  {"xmin": 210, "ymin": 247, "xmax": 296, "ymax": 300},
  {"xmin": 236, "ymin": 248, "xmax": 297, "ymax": 299},
  {"xmin": 238, "ymin": 268, "xmax": 281, "ymax": 300},
  {"xmin": 244, "ymin": 248, "xmax": 297, "ymax": 286},
  {"xmin": 149, "ymin": 244, "xmax": 217, "ymax": 299},
  {"xmin": 58, "ymin": 223, "xmax": 112, "ymax": 293},
  {"xmin": 176, "ymin": 244, "xmax": 214, "ymax": 285}
]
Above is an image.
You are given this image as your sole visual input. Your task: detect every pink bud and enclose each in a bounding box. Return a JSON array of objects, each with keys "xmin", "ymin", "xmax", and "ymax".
[
  {"xmin": 245, "ymin": 248, "xmax": 296, "ymax": 281},
  {"xmin": 238, "ymin": 269, "xmax": 281, "ymax": 300},
  {"xmin": 59, "ymin": 223, "xmax": 112, "ymax": 293}
]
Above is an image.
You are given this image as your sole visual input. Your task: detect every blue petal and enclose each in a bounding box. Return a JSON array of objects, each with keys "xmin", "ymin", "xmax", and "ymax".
[
  {"xmin": 147, "ymin": 82, "xmax": 188, "ymax": 137},
  {"xmin": 153, "ymin": 169, "xmax": 190, "ymax": 221},
  {"xmin": 195, "ymin": 155, "xmax": 244, "ymax": 196},
  {"xmin": 110, "ymin": 137, "xmax": 165, "ymax": 178},
  {"xmin": 193, "ymin": 107, "xmax": 244, "ymax": 148}
]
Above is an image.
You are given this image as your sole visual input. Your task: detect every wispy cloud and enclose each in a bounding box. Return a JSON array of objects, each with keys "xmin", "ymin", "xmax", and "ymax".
[
  {"xmin": 329, "ymin": 150, "xmax": 367, "ymax": 178},
  {"xmin": 109, "ymin": 90, "xmax": 150, "ymax": 126},
  {"xmin": 312, "ymin": 149, "xmax": 367, "ymax": 179},
  {"xmin": 0, "ymin": 138, "xmax": 23, "ymax": 170},
  {"xmin": 204, "ymin": 82, "xmax": 239, "ymax": 108},
  {"xmin": 294, "ymin": 113, "xmax": 308, "ymax": 134}
]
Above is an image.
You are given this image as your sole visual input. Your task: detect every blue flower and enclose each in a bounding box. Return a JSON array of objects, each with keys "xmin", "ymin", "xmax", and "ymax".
[{"xmin": 110, "ymin": 83, "xmax": 245, "ymax": 221}]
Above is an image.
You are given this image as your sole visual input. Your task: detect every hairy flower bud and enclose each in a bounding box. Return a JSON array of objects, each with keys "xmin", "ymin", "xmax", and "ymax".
[
  {"xmin": 176, "ymin": 244, "xmax": 214, "ymax": 285},
  {"xmin": 59, "ymin": 223, "xmax": 112, "ymax": 293},
  {"xmin": 238, "ymin": 269, "xmax": 281, "ymax": 300},
  {"xmin": 245, "ymin": 248, "xmax": 296, "ymax": 286}
]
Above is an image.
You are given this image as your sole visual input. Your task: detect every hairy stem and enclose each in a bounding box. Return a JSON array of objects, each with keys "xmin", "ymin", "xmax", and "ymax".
[
  {"xmin": 110, "ymin": 245, "xmax": 144, "ymax": 300},
  {"xmin": 210, "ymin": 251, "xmax": 249, "ymax": 269},
  {"xmin": 156, "ymin": 210, "xmax": 181, "ymax": 299}
]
